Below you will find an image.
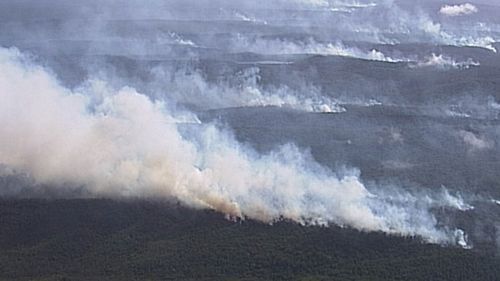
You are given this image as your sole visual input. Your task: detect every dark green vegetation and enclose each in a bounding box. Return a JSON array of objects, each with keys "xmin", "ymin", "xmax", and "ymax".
[{"xmin": 0, "ymin": 199, "xmax": 498, "ymax": 281}]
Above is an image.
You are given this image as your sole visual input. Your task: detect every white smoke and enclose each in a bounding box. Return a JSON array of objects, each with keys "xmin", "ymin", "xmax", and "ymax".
[
  {"xmin": 440, "ymin": 3, "xmax": 478, "ymax": 17},
  {"xmin": 230, "ymin": 35, "xmax": 403, "ymax": 62},
  {"xmin": 150, "ymin": 66, "xmax": 345, "ymax": 113},
  {"xmin": 291, "ymin": 0, "xmax": 377, "ymax": 10},
  {"xmin": 441, "ymin": 187, "xmax": 475, "ymax": 211},
  {"xmin": 233, "ymin": 11, "xmax": 268, "ymax": 25},
  {"xmin": 414, "ymin": 14, "xmax": 497, "ymax": 52},
  {"xmin": 458, "ymin": 130, "xmax": 494, "ymax": 151},
  {"xmin": 165, "ymin": 32, "xmax": 197, "ymax": 47},
  {"xmin": 228, "ymin": 34, "xmax": 483, "ymax": 69},
  {"xmin": 353, "ymin": 3, "xmax": 498, "ymax": 51},
  {"xmin": 411, "ymin": 53, "xmax": 480, "ymax": 69},
  {"xmin": 0, "ymin": 47, "xmax": 472, "ymax": 246},
  {"xmin": 455, "ymin": 229, "xmax": 472, "ymax": 249}
]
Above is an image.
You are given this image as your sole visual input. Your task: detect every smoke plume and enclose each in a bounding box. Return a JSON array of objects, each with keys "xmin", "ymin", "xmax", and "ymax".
[{"xmin": 0, "ymin": 47, "xmax": 473, "ymax": 246}]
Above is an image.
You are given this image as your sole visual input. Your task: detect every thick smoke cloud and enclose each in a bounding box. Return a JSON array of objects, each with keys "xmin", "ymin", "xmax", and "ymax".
[{"xmin": 0, "ymin": 47, "xmax": 473, "ymax": 245}]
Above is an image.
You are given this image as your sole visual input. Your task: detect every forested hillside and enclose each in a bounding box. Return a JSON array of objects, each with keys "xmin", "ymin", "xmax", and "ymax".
[{"xmin": 0, "ymin": 199, "xmax": 498, "ymax": 281}]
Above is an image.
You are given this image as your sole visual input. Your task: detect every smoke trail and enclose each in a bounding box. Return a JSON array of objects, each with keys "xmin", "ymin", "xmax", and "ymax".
[
  {"xmin": 149, "ymin": 66, "xmax": 344, "ymax": 113},
  {"xmin": 410, "ymin": 53, "xmax": 480, "ymax": 69},
  {"xmin": 0, "ymin": 47, "xmax": 473, "ymax": 246},
  {"xmin": 229, "ymin": 35, "xmax": 403, "ymax": 62}
]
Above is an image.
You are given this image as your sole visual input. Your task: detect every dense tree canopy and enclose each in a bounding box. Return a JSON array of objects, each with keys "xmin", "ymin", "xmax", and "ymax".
[{"xmin": 0, "ymin": 199, "xmax": 498, "ymax": 281}]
